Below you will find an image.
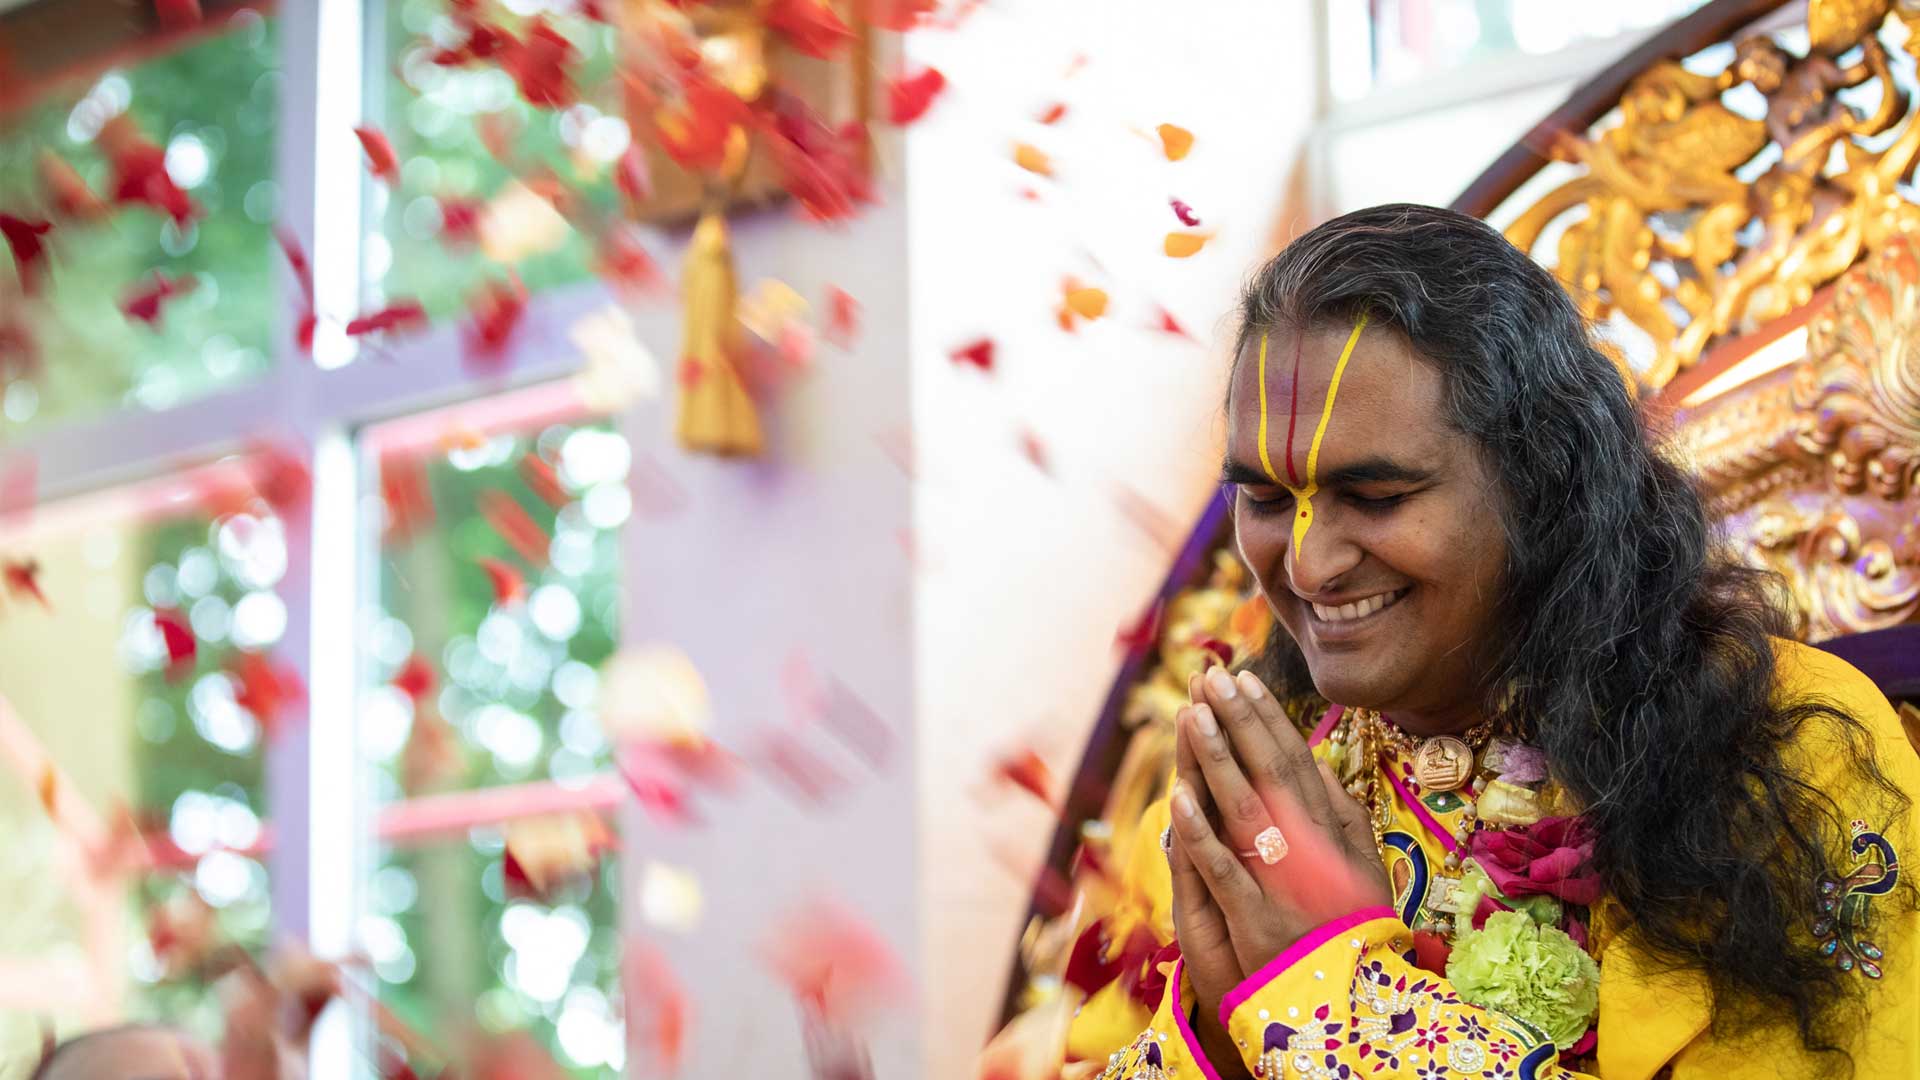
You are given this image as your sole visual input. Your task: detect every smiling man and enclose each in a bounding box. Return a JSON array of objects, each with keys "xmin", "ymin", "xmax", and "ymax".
[{"xmin": 1073, "ymin": 205, "xmax": 1920, "ymax": 1080}]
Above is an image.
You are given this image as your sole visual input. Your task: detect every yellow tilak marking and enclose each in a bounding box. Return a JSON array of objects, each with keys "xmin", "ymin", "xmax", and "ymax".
[
  {"xmin": 1290, "ymin": 314, "xmax": 1369, "ymax": 557},
  {"xmin": 1254, "ymin": 333, "xmax": 1281, "ymax": 483}
]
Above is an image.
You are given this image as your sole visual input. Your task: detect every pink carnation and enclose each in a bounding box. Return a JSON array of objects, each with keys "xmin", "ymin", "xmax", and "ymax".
[{"xmin": 1470, "ymin": 815, "xmax": 1602, "ymax": 906}]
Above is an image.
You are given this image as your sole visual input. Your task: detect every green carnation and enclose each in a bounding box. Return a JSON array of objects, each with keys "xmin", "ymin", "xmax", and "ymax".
[
  {"xmin": 1446, "ymin": 910, "xmax": 1599, "ymax": 1049},
  {"xmin": 1454, "ymin": 859, "xmax": 1561, "ymax": 934}
]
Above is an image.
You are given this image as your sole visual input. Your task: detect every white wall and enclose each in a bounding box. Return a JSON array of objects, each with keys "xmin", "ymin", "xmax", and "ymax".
[
  {"xmin": 618, "ymin": 181, "xmax": 919, "ymax": 1074},
  {"xmin": 905, "ymin": 3, "xmax": 1321, "ymax": 1073}
]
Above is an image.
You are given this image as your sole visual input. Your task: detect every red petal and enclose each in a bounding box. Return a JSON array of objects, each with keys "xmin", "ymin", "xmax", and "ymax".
[
  {"xmin": 886, "ymin": 66, "xmax": 946, "ymax": 125},
  {"xmin": 824, "ymin": 286, "xmax": 859, "ymax": 348},
  {"xmin": 154, "ymin": 609, "xmax": 197, "ymax": 679},
  {"xmin": 518, "ymin": 452, "xmax": 571, "ymax": 509},
  {"xmin": 119, "ymin": 272, "xmax": 194, "ymax": 328},
  {"xmin": 153, "ymin": 0, "xmax": 203, "ymax": 29},
  {"xmin": 501, "ymin": 16, "xmax": 578, "ymax": 109},
  {"xmin": 3, "ymin": 558, "xmax": 48, "ymax": 609},
  {"xmin": 1036, "ymin": 102, "xmax": 1069, "ymax": 125},
  {"xmin": 353, "ymin": 125, "xmax": 401, "ymax": 185},
  {"xmin": 1113, "ymin": 600, "xmax": 1162, "ymax": 658},
  {"xmin": 344, "ymin": 300, "xmax": 428, "ymax": 338},
  {"xmin": 1170, "ymin": 197, "xmax": 1201, "ymax": 226},
  {"xmin": 477, "ymin": 556, "xmax": 525, "ymax": 605},
  {"xmin": 994, "ymin": 747, "xmax": 1054, "ymax": 805},
  {"xmin": 1017, "ymin": 427, "xmax": 1050, "ymax": 474},
  {"xmin": 948, "ymin": 337, "xmax": 994, "ymax": 372},
  {"xmin": 392, "ymin": 654, "xmax": 436, "ymax": 703},
  {"xmin": 478, "ymin": 488, "xmax": 550, "ymax": 566},
  {"xmin": 1152, "ymin": 305, "xmax": 1194, "ymax": 340},
  {"xmin": 0, "ymin": 213, "xmax": 53, "ymax": 297},
  {"xmin": 861, "ymin": 0, "xmax": 938, "ymax": 30},
  {"xmin": 765, "ymin": 0, "xmax": 855, "ymax": 59}
]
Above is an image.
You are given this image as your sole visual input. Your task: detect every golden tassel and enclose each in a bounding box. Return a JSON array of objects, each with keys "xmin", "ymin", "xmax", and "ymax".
[{"xmin": 674, "ymin": 207, "xmax": 764, "ymax": 456}]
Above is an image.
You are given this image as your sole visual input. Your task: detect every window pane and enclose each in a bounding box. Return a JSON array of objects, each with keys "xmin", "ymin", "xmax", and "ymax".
[
  {"xmin": 367, "ymin": 409, "xmax": 627, "ymax": 1078},
  {"xmin": 0, "ymin": 465, "xmax": 286, "ymax": 1057},
  {"xmin": 0, "ymin": 13, "xmax": 280, "ymax": 430},
  {"xmin": 1354, "ymin": 0, "xmax": 1710, "ymax": 98},
  {"xmin": 373, "ymin": 2, "xmax": 626, "ymax": 320}
]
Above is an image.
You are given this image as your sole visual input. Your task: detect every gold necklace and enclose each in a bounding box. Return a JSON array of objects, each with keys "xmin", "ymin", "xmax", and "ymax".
[
  {"xmin": 1343, "ymin": 707, "xmax": 1494, "ymax": 880},
  {"xmin": 1359, "ymin": 709, "xmax": 1494, "ymax": 794}
]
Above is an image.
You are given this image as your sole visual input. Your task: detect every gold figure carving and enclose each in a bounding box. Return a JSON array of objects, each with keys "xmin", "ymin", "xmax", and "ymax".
[
  {"xmin": 1510, "ymin": 0, "xmax": 1920, "ymax": 391},
  {"xmin": 1678, "ymin": 235, "xmax": 1920, "ymax": 639}
]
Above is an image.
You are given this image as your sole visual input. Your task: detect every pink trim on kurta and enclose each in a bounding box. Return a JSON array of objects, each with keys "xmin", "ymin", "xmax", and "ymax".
[
  {"xmin": 1307, "ymin": 703, "xmax": 1344, "ymax": 747},
  {"xmin": 1217, "ymin": 906, "xmax": 1397, "ymax": 1026},
  {"xmin": 1380, "ymin": 759, "xmax": 1459, "ymax": 853},
  {"xmin": 1170, "ymin": 957, "xmax": 1227, "ymax": 1080}
]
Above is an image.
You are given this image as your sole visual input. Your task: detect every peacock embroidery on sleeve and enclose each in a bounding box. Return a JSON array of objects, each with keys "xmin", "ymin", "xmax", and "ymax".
[{"xmin": 1812, "ymin": 819, "xmax": 1901, "ymax": 979}]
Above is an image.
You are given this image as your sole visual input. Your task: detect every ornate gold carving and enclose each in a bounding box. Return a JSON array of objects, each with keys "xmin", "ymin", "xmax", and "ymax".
[
  {"xmin": 1511, "ymin": 0, "xmax": 1920, "ymax": 391},
  {"xmin": 1682, "ymin": 236, "xmax": 1920, "ymax": 639}
]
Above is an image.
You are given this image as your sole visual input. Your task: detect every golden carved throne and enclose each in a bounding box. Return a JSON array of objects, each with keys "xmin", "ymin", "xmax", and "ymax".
[{"xmin": 993, "ymin": 0, "xmax": 1920, "ymax": 1057}]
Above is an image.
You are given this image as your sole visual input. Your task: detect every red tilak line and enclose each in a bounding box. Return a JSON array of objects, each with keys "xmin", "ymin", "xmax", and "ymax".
[{"xmin": 1283, "ymin": 333, "xmax": 1304, "ymax": 486}]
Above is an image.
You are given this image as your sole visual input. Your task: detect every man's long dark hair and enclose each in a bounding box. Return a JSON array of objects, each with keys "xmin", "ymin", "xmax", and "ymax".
[{"xmin": 1234, "ymin": 204, "xmax": 1909, "ymax": 1058}]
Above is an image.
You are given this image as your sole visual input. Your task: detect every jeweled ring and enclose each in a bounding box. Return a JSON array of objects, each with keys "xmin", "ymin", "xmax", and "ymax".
[{"xmin": 1238, "ymin": 826, "xmax": 1289, "ymax": 865}]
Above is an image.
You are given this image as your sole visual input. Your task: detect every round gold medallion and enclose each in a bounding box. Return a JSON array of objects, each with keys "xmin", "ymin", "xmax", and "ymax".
[{"xmin": 1412, "ymin": 735, "xmax": 1473, "ymax": 792}]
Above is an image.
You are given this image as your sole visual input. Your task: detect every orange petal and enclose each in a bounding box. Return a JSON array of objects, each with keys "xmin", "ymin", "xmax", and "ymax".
[
  {"xmin": 1163, "ymin": 231, "xmax": 1209, "ymax": 258},
  {"xmin": 1013, "ymin": 143, "xmax": 1053, "ymax": 177},
  {"xmin": 1064, "ymin": 286, "xmax": 1108, "ymax": 320},
  {"xmin": 35, "ymin": 763, "xmax": 56, "ymax": 815},
  {"xmin": 1157, "ymin": 123, "xmax": 1194, "ymax": 161}
]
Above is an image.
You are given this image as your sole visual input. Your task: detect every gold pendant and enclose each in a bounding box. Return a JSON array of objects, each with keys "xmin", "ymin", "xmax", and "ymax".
[{"xmin": 1413, "ymin": 735, "xmax": 1473, "ymax": 792}]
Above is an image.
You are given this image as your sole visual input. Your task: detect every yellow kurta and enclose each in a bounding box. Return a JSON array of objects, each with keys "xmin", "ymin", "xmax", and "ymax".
[{"xmin": 1071, "ymin": 640, "xmax": 1919, "ymax": 1079}]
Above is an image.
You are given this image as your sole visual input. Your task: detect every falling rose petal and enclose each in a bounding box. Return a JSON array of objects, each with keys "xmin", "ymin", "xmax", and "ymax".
[
  {"xmin": 765, "ymin": 0, "xmax": 856, "ymax": 59},
  {"xmin": 994, "ymin": 747, "xmax": 1055, "ymax": 806},
  {"xmin": 1170, "ymin": 198, "xmax": 1201, "ymax": 227},
  {"xmin": 120, "ymin": 271, "xmax": 195, "ymax": 328},
  {"xmin": 1113, "ymin": 485, "xmax": 1183, "ymax": 555},
  {"xmin": 760, "ymin": 96, "xmax": 873, "ymax": 223},
  {"xmin": 1113, "ymin": 599, "xmax": 1163, "ymax": 659},
  {"xmin": 392, "ymin": 653, "xmax": 436, "ymax": 704},
  {"xmin": 231, "ymin": 651, "xmax": 305, "ymax": 742},
  {"xmin": 1036, "ymin": 102, "xmax": 1068, "ymax": 125},
  {"xmin": 437, "ymin": 195, "xmax": 485, "ymax": 245},
  {"xmin": 352, "ymin": 126, "xmax": 400, "ymax": 185},
  {"xmin": 34, "ymin": 762, "xmax": 56, "ymax": 816},
  {"xmin": 462, "ymin": 274, "xmax": 528, "ymax": 373},
  {"xmin": 1163, "ymin": 231, "xmax": 1210, "ymax": 258},
  {"xmin": 246, "ymin": 440, "xmax": 313, "ymax": 523},
  {"xmin": 153, "ymin": 0, "xmax": 204, "ymax": 29},
  {"xmin": 949, "ymin": 337, "xmax": 995, "ymax": 372},
  {"xmin": 501, "ymin": 813, "xmax": 616, "ymax": 901},
  {"xmin": 861, "ymin": 0, "xmax": 938, "ymax": 30},
  {"xmin": 0, "ymin": 214, "xmax": 53, "ymax": 296},
  {"xmin": 154, "ymin": 608, "xmax": 197, "ymax": 680},
  {"xmin": 886, "ymin": 66, "xmax": 946, "ymax": 126},
  {"xmin": 614, "ymin": 144, "xmax": 655, "ymax": 212},
  {"xmin": 1151, "ymin": 305, "xmax": 1194, "ymax": 340},
  {"xmin": 759, "ymin": 900, "xmax": 908, "ymax": 1025},
  {"xmin": 754, "ymin": 729, "xmax": 847, "ymax": 806},
  {"xmin": 517, "ymin": 452, "xmax": 570, "ymax": 509},
  {"xmin": 1063, "ymin": 286, "xmax": 1108, "ymax": 321},
  {"xmin": 478, "ymin": 489, "xmax": 550, "ymax": 567},
  {"xmin": 655, "ymin": 76, "xmax": 747, "ymax": 173},
  {"xmin": 401, "ymin": 703, "xmax": 464, "ymax": 795},
  {"xmin": 1012, "ymin": 143, "xmax": 1053, "ymax": 177},
  {"xmin": 625, "ymin": 942, "xmax": 691, "ymax": 1074},
  {"xmin": 477, "ymin": 557, "xmax": 525, "ymax": 606},
  {"xmin": 344, "ymin": 301, "xmax": 429, "ymax": 339},
  {"xmin": 99, "ymin": 115, "xmax": 197, "ymax": 225},
  {"xmin": 500, "ymin": 16, "xmax": 578, "ymax": 109},
  {"xmin": 37, "ymin": 152, "xmax": 106, "ymax": 221},
  {"xmin": 3, "ymin": 558, "xmax": 48, "ymax": 609},
  {"xmin": 824, "ymin": 286, "xmax": 859, "ymax": 348},
  {"xmin": 817, "ymin": 679, "xmax": 892, "ymax": 769},
  {"xmin": 574, "ymin": 0, "xmax": 610, "ymax": 21},
  {"xmin": 0, "ymin": 458, "xmax": 33, "ymax": 533},
  {"xmin": 1017, "ymin": 428, "xmax": 1051, "ymax": 475},
  {"xmin": 1156, "ymin": 122, "xmax": 1194, "ymax": 161},
  {"xmin": 615, "ymin": 743, "xmax": 697, "ymax": 826}
]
